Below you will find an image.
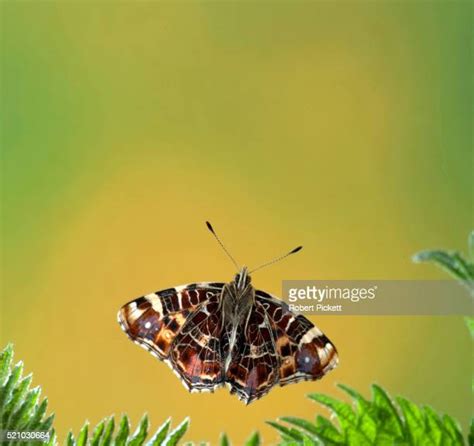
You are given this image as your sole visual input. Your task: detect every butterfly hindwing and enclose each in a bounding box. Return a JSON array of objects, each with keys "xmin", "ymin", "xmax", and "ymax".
[
  {"xmin": 225, "ymin": 300, "xmax": 280, "ymax": 404},
  {"xmin": 255, "ymin": 290, "xmax": 338, "ymax": 387},
  {"xmin": 169, "ymin": 291, "xmax": 226, "ymax": 392}
]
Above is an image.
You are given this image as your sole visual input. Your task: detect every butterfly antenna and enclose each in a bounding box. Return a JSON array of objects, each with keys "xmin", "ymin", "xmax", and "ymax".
[
  {"xmin": 250, "ymin": 245, "xmax": 302, "ymax": 274},
  {"xmin": 206, "ymin": 221, "xmax": 240, "ymax": 270}
]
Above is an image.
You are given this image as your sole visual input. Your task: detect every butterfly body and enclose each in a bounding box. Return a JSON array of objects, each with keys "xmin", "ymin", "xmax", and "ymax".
[
  {"xmin": 118, "ymin": 267, "xmax": 338, "ymax": 404},
  {"xmin": 222, "ymin": 267, "xmax": 254, "ymax": 330}
]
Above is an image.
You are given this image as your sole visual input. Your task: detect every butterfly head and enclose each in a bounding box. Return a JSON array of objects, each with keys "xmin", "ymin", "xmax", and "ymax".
[{"xmin": 234, "ymin": 266, "xmax": 251, "ymax": 290}]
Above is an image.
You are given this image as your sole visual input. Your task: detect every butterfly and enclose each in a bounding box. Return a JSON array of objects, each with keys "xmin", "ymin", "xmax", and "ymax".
[{"xmin": 118, "ymin": 222, "xmax": 338, "ymax": 404}]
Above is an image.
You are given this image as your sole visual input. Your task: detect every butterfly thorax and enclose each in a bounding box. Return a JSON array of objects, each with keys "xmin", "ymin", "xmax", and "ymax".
[{"xmin": 222, "ymin": 267, "xmax": 254, "ymax": 324}]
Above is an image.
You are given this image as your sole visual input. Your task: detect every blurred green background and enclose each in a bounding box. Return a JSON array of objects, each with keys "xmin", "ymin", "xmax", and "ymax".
[{"xmin": 1, "ymin": 1, "xmax": 472, "ymax": 443}]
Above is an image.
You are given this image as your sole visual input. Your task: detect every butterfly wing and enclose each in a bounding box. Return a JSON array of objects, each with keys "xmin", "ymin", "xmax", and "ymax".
[
  {"xmin": 255, "ymin": 290, "xmax": 338, "ymax": 387},
  {"xmin": 119, "ymin": 282, "xmax": 338, "ymax": 401},
  {"xmin": 225, "ymin": 299, "xmax": 280, "ymax": 404},
  {"xmin": 225, "ymin": 290, "xmax": 338, "ymax": 404},
  {"xmin": 118, "ymin": 282, "xmax": 225, "ymax": 385},
  {"xmin": 168, "ymin": 291, "xmax": 226, "ymax": 392}
]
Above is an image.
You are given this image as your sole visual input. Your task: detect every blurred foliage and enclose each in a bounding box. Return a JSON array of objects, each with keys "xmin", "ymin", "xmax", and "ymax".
[
  {"xmin": 413, "ymin": 230, "xmax": 474, "ymax": 338},
  {"xmin": 412, "ymin": 231, "xmax": 473, "ymax": 445}
]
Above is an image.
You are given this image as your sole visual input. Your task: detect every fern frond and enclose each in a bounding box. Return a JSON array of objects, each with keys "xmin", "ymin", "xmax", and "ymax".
[
  {"xmin": 269, "ymin": 385, "xmax": 465, "ymax": 445},
  {"xmin": 66, "ymin": 416, "xmax": 189, "ymax": 446},
  {"xmin": 0, "ymin": 344, "xmax": 54, "ymax": 445},
  {"xmin": 412, "ymin": 230, "xmax": 474, "ymax": 297}
]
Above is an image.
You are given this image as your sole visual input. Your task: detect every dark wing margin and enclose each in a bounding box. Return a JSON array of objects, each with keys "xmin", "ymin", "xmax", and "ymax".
[
  {"xmin": 255, "ymin": 289, "xmax": 338, "ymax": 388},
  {"xmin": 118, "ymin": 282, "xmax": 224, "ymax": 368}
]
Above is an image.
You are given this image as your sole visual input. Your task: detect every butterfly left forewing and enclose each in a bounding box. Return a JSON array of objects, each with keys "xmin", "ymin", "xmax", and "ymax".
[{"xmin": 118, "ymin": 283, "xmax": 224, "ymax": 360}]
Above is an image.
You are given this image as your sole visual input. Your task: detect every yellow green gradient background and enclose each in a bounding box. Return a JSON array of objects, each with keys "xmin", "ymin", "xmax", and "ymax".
[{"xmin": 1, "ymin": 1, "xmax": 472, "ymax": 443}]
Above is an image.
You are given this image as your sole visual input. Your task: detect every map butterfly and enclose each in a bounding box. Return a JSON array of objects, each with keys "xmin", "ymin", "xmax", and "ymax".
[{"xmin": 118, "ymin": 222, "xmax": 338, "ymax": 404}]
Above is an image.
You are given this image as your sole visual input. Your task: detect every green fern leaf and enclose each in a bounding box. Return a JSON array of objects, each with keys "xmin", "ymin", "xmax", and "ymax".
[
  {"xmin": 308, "ymin": 393, "xmax": 371, "ymax": 443},
  {"xmin": 14, "ymin": 387, "xmax": 41, "ymax": 429},
  {"xmin": 442, "ymin": 414, "xmax": 464, "ymax": 444},
  {"xmin": 115, "ymin": 415, "xmax": 131, "ymax": 446},
  {"xmin": 337, "ymin": 384, "xmax": 377, "ymax": 442},
  {"xmin": 2, "ymin": 374, "xmax": 31, "ymax": 424},
  {"xmin": 423, "ymin": 406, "xmax": 446, "ymax": 445},
  {"xmin": 128, "ymin": 415, "xmax": 149, "ymax": 446},
  {"xmin": 90, "ymin": 419, "xmax": 105, "ymax": 446},
  {"xmin": 46, "ymin": 429, "xmax": 57, "ymax": 446},
  {"xmin": 413, "ymin": 231, "xmax": 474, "ymax": 296},
  {"xmin": 395, "ymin": 397, "xmax": 426, "ymax": 443},
  {"xmin": 267, "ymin": 421, "xmax": 303, "ymax": 443},
  {"xmin": 146, "ymin": 418, "xmax": 170, "ymax": 446},
  {"xmin": 371, "ymin": 384, "xmax": 403, "ymax": 438},
  {"xmin": 162, "ymin": 417, "xmax": 189, "ymax": 446},
  {"xmin": 267, "ymin": 421, "xmax": 304, "ymax": 442},
  {"xmin": 412, "ymin": 250, "xmax": 470, "ymax": 281},
  {"xmin": 468, "ymin": 418, "xmax": 474, "ymax": 446},
  {"xmin": 314, "ymin": 416, "xmax": 344, "ymax": 444},
  {"xmin": 280, "ymin": 417, "xmax": 320, "ymax": 438},
  {"xmin": 244, "ymin": 431, "xmax": 260, "ymax": 446},
  {"xmin": 452, "ymin": 252, "xmax": 474, "ymax": 280},
  {"xmin": 0, "ymin": 344, "xmax": 53, "ymax": 441},
  {"xmin": 0, "ymin": 361, "xmax": 23, "ymax": 409},
  {"xmin": 0, "ymin": 344, "xmax": 189, "ymax": 446},
  {"xmin": 100, "ymin": 417, "xmax": 115, "ymax": 446},
  {"xmin": 24, "ymin": 397, "xmax": 48, "ymax": 430},
  {"xmin": 271, "ymin": 409, "xmax": 343, "ymax": 444},
  {"xmin": 0, "ymin": 344, "xmax": 14, "ymax": 386},
  {"xmin": 307, "ymin": 394, "xmax": 357, "ymax": 423},
  {"xmin": 37, "ymin": 413, "xmax": 54, "ymax": 433},
  {"xmin": 76, "ymin": 422, "xmax": 89, "ymax": 446},
  {"xmin": 269, "ymin": 385, "xmax": 467, "ymax": 445},
  {"xmin": 219, "ymin": 433, "xmax": 230, "ymax": 446},
  {"xmin": 66, "ymin": 431, "xmax": 75, "ymax": 446},
  {"xmin": 62, "ymin": 416, "xmax": 189, "ymax": 446}
]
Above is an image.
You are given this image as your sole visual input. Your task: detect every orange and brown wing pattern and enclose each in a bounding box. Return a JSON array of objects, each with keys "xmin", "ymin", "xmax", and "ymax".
[
  {"xmin": 169, "ymin": 292, "xmax": 225, "ymax": 392},
  {"xmin": 118, "ymin": 283, "xmax": 224, "ymax": 361},
  {"xmin": 256, "ymin": 290, "xmax": 338, "ymax": 387},
  {"xmin": 119, "ymin": 282, "xmax": 337, "ymax": 402}
]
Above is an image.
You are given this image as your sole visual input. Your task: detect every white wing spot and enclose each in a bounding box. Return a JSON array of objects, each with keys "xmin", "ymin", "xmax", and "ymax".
[{"xmin": 144, "ymin": 321, "xmax": 152, "ymax": 329}]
